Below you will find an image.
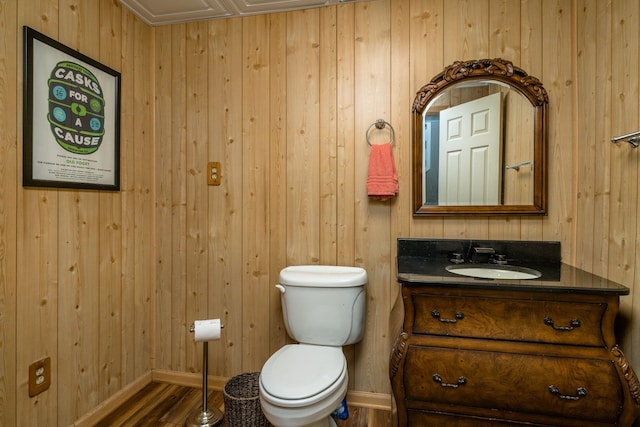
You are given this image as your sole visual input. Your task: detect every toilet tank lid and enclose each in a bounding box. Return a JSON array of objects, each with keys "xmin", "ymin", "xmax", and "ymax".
[{"xmin": 279, "ymin": 265, "xmax": 367, "ymax": 287}]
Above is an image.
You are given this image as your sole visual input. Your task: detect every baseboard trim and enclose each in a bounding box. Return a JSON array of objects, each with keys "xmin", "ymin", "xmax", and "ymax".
[
  {"xmin": 72, "ymin": 369, "xmax": 392, "ymax": 425},
  {"xmin": 151, "ymin": 368, "xmax": 228, "ymax": 390},
  {"xmin": 72, "ymin": 371, "xmax": 152, "ymax": 427},
  {"xmin": 345, "ymin": 390, "xmax": 392, "ymax": 411}
]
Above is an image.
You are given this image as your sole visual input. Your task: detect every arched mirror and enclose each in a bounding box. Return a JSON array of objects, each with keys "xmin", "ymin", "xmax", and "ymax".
[{"xmin": 412, "ymin": 58, "xmax": 548, "ymax": 215}]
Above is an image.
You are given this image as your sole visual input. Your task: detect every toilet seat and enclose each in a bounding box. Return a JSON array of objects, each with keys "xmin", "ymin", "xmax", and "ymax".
[{"xmin": 260, "ymin": 344, "xmax": 346, "ymax": 408}]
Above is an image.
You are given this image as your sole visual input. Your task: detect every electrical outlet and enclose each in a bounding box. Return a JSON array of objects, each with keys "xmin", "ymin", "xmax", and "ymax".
[
  {"xmin": 29, "ymin": 357, "xmax": 51, "ymax": 397},
  {"xmin": 207, "ymin": 161, "xmax": 221, "ymax": 186}
]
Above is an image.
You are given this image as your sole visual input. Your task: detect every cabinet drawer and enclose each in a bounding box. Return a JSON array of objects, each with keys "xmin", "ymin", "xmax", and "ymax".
[
  {"xmin": 412, "ymin": 295, "xmax": 606, "ymax": 346},
  {"xmin": 407, "ymin": 410, "xmax": 555, "ymax": 427},
  {"xmin": 404, "ymin": 345, "xmax": 622, "ymax": 424}
]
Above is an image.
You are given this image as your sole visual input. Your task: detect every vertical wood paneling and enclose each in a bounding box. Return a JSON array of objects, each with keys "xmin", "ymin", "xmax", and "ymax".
[
  {"xmin": 287, "ymin": 9, "xmax": 321, "ymax": 265},
  {"xmin": 389, "ymin": 0, "xmax": 412, "ymax": 357},
  {"xmin": 169, "ymin": 23, "xmax": 188, "ymax": 372},
  {"xmin": 489, "ymin": 0, "xmax": 521, "ymax": 62},
  {"xmin": 0, "ymin": 0, "xmax": 18, "ymax": 425},
  {"xmin": 4, "ymin": 2, "xmax": 640, "ymax": 426},
  {"xmin": 16, "ymin": 1, "xmax": 60, "ymax": 425},
  {"xmin": 610, "ymin": 2, "xmax": 639, "ymax": 285},
  {"xmin": 319, "ymin": 6, "xmax": 338, "ymax": 266},
  {"xmin": 541, "ymin": 0, "xmax": 574, "ymax": 257},
  {"xmin": 335, "ymin": 4, "xmax": 358, "ymax": 386},
  {"xmin": 336, "ymin": 3, "xmax": 356, "ymax": 269},
  {"xmin": 242, "ymin": 15, "xmax": 272, "ymax": 371},
  {"xmin": 16, "ymin": 189, "xmax": 59, "ymax": 425},
  {"xmin": 132, "ymin": 16, "xmax": 155, "ymax": 380},
  {"xmin": 610, "ymin": 0, "xmax": 640, "ymax": 356},
  {"xmin": 354, "ymin": 0, "xmax": 392, "ymax": 393},
  {"xmin": 5, "ymin": 0, "xmax": 158, "ymax": 424},
  {"xmin": 518, "ymin": 0, "xmax": 545, "ymax": 242},
  {"xmin": 488, "ymin": 0, "xmax": 522, "ymax": 239},
  {"xmin": 410, "ymin": 0, "xmax": 445, "ymax": 239},
  {"xmin": 389, "ymin": 0, "xmax": 411, "ymax": 244},
  {"xmin": 575, "ymin": 1, "xmax": 597, "ymax": 271},
  {"xmin": 184, "ymin": 20, "xmax": 210, "ymax": 373},
  {"xmin": 443, "ymin": 0, "xmax": 490, "ymax": 63},
  {"xmin": 590, "ymin": 0, "xmax": 612, "ymax": 277},
  {"xmin": 207, "ymin": 17, "xmax": 244, "ymax": 375},
  {"xmin": 155, "ymin": 24, "xmax": 173, "ymax": 371},
  {"xmin": 57, "ymin": 2, "xmax": 103, "ymax": 420},
  {"xmin": 268, "ymin": 13, "xmax": 289, "ymax": 357},
  {"xmin": 98, "ymin": 0, "xmax": 124, "ymax": 401},
  {"xmin": 57, "ymin": 191, "xmax": 101, "ymax": 419},
  {"xmin": 442, "ymin": 0, "xmax": 491, "ymax": 239},
  {"xmin": 575, "ymin": 0, "xmax": 611, "ymax": 275},
  {"xmin": 119, "ymin": 6, "xmax": 138, "ymax": 387}
]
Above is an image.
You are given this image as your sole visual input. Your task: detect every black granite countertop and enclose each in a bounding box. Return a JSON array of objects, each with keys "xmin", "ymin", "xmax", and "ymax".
[{"xmin": 397, "ymin": 238, "xmax": 629, "ymax": 295}]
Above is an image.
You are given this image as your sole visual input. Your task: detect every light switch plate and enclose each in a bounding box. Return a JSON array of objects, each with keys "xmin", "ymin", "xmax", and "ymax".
[{"xmin": 207, "ymin": 162, "xmax": 221, "ymax": 186}]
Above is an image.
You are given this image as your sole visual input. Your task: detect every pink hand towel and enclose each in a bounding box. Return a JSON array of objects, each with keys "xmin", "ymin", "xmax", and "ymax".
[{"xmin": 367, "ymin": 143, "xmax": 398, "ymax": 201}]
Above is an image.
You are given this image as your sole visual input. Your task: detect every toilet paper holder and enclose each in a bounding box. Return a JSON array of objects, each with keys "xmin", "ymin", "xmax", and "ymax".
[
  {"xmin": 189, "ymin": 323, "xmax": 225, "ymax": 333},
  {"xmin": 185, "ymin": 321, "xmax": 225, "ymax": 427}
]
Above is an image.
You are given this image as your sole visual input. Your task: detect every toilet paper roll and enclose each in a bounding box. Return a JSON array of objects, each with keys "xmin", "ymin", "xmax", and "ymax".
[{"xmin": 193, "ymin": 318, "xmax": 222, "ymax": 342}]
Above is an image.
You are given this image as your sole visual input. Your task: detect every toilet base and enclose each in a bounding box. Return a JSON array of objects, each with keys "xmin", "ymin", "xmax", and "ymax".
[
  {"xmin": 259, "ymin": 379, "xmax": 347, "ymax": 427},
  {"xmin": 283, "ymin": 416, "xmax": 337, "ymax": 427}
]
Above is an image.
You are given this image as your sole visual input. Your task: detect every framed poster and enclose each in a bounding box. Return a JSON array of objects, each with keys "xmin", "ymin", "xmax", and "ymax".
[{"xmin": 23, "ymin": 26, "xmax": 121, "ymax": 191}]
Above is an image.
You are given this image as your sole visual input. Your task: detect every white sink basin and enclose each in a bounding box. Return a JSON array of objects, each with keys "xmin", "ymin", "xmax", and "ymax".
[{"xmin": 446, "ymin": 264, "xmax": 542, "ymax": 280}]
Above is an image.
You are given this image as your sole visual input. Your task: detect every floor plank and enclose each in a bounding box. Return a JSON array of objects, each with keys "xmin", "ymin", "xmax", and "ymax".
[{"xmin": 94, "ymin": 382, "xmax": 391, "ymax": 426}]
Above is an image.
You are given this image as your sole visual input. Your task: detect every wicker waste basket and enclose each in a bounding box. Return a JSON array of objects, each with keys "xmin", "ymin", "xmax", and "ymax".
[{"xmin": 223, "ymin": 372, "xmax": 270, "ymax": 427}]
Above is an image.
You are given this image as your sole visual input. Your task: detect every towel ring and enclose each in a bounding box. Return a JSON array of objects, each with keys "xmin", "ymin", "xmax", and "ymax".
[{"xmin": 366, "ymin": 119, "xmax": 395, "ymax": 146}]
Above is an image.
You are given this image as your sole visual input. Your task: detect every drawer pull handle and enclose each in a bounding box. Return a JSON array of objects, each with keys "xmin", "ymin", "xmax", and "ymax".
[
  {"xmin": 433, "ymin": 374, "xmax": 467, "ymax": 388},
  {"xmin": 432, "ymin": 310, "xmax": 464, "ymax": 323},
  {"xmin": 543, "ymin": 317, "xmax": 581, "ymax": 331},
  {"xmin": 548, "ymin": 385, "xmax": 587, "ymax": 400}
]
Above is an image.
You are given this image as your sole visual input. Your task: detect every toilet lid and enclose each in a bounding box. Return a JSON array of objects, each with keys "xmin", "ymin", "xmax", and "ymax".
[{"xmin": 261, "ymin": 344, "xmax": 345, "ymax": 400}]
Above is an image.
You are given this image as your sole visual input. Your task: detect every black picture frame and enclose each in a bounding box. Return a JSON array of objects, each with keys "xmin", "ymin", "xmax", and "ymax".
[{"xmin": 23, "ymin": 26, "xmax": 121, "ymax": 191}]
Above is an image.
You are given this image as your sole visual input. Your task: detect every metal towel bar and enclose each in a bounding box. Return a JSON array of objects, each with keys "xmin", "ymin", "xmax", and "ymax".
[
  {"xmin": 506, "ymin": 160, "xmax": 533, "ymax": 171},
  {"xmin": 366, "ymin": 119, "xmax": 395, "ymax": 146},
  {"xmin": 611, "ymin": 130, "xmax": 640, "ymax": 148}
]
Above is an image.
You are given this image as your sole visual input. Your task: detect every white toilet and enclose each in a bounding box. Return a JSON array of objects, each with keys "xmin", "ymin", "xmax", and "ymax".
[{"xmin": 259, "ymin": 265, "xmax": 367, "ymax": 427}]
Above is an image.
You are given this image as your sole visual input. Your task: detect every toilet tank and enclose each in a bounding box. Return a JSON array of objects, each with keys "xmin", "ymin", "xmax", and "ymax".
[{"xmin": 277, "ymin": 265, "xmax": 367, "ymax": 346}]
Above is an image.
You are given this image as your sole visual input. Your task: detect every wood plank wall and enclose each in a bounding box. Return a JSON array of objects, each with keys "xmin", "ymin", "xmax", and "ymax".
[
  {"xmin": 2, "ymin": 0, "xmax": 155, "ymax": 425},
  {"xmin": 1, "ymin": 0, "xmax": 639, "ymax": 425}
]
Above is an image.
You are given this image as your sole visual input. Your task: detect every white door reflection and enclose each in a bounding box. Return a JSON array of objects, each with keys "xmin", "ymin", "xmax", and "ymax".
[{"xmin": 438, "ymin": 92, "xmax": 503, "ymax": 205}]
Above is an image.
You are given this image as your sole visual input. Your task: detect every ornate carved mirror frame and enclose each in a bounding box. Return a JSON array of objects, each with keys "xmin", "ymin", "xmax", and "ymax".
[{"xmin": 412, "ymin": 58, "xmax": 548, "ymax": 216}]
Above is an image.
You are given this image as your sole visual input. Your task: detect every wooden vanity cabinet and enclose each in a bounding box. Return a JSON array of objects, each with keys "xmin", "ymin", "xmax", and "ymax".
[{"xmin": 390, "ymin": 284, "xmax": 640, "ymax": 427}]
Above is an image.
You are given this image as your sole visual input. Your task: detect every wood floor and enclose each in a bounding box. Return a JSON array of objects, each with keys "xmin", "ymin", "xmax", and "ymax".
[{"xmin": 94, "ymin": 382, "xmax": 392, "ymax": 426}]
